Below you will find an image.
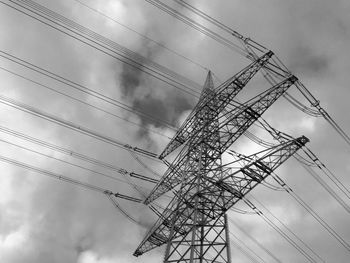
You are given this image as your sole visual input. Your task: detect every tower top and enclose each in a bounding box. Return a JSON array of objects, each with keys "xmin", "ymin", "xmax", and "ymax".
[{"xmin": 199, "ymin": 70, "xmax": 214, "ymax": 99}]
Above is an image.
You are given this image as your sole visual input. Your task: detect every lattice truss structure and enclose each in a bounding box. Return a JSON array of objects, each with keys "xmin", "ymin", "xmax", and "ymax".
[{"xmin": 133, "ymin": 51, "xmax": 309, "ymax": 262}]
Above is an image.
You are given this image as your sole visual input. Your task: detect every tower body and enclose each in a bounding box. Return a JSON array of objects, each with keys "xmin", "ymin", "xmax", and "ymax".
[{"xmin": 163, "ymin": 72, "xmax": 232, "ymax": 263}]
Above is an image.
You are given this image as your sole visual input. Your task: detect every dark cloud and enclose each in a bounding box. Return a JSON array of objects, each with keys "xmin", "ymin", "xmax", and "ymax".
[
  {"xmin": 119, "ymin": 64, "xmax": 143, "ymax": 98},
  {"xmin": 74, "ymin": 234, "xmax": 94, "ymax": 254},
  {"xmin": 117, "ymin": 41, "xmax": 194, "ymax": 138},
  {"xmin": 134, "ymin": 91, "xmax": 192, "ymax": 129},
  {"xmin": 288, "ymin": 45, "xmax": 330, "ymax": 75},
  {"xmin": 117, "ymin": 36, "xmax": 160, "ymax": 99}
]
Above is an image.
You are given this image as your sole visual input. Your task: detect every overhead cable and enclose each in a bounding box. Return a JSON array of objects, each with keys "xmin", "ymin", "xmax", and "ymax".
[
  {"xmin": 250, "ymin": 117, "xmax": 350, "ymax": 214},
  {"xmin": 0, "ymin": 49, "xmax": 177, "ymax": 131},
  {"xmin": 0, "ymin": 125, "xmax": 158, "ymax": 182},
  {"xmin": 0, "ymin": 94, "xmax": 160, "ymax": 161},
  {"xmin": 164, "ymin": 0, "xmax": 350, "ymax": 148},
  {"xmin": 244, "ymin": 199, "xmax": 319, "ymax": 263},
  {"xmin": 172, "ymin": 0, "xmax": 267, "ymax": 52},
  {"xmin": 106, "ymin": 193, "xmax": 148, "ymax": 227},
  {"xmin": 173, "ymin": 0, "xmax": 322, "ymax": 118},
  {"xmin": 299, "ymin": 162, "xmax": 350, "ymax": 214},
  {"xmin": 16, "ymin": 0, "xmax": 203, "ymax": 92},
  {"xmin": 270, "ymin": 173, "xmax": 350, "ymax": 252},
  {"xmin": 144, "ymin": 0, "xmax": 250, "ymax": 58},
  {"xmin": 0, "ymin": 153, "xmax": 142, "ymax": 203},
  {"xmin": 249, "ymin": 195, "xmax": 326, "ymax": 263},
  {"xmin": 0, "ymin": 152, "xmax": 151, "ymax": 226},
  {"xmin": 228, "ymin": 218, "xmax": 283, "ymax": 263},
  {"xmin": 0, "ymin": 64, "xmax": 173, "ymax": 139},
  {"xmin": 229, "ymin": 231, "xmax": 268, "ymax": 263},
  {"xmin": 0, "ymin": 137, "xmax": 157, "ymax": 187},
  {"xmin": 1, "ymin": 0, "xmax": 201, "ymax": 98},
  {"xmin": 229, "ymin": 237, "xmax": 262, "ymax": 263},
  {"xmin": 73, "ymin": 0, "xmax": 209, "ymax": 72},
  {"xmin": 302, "ymin": 146, "xmax": 350, "ymax": 199}
]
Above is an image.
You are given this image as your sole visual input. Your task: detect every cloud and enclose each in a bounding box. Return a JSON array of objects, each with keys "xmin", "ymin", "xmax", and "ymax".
[
  {"xmin": 288, "ymin": 45, "xmax": 330, "ymax": 75},
  {"xmin": 1, "ymin": 0, "xmax": 350, "ymax": 263},
  {"xmin": 116, "ymin": 41, "xmax": 194, "ymax": 139},
  {"xmin": 133, "ymin": 91, "xmax": 192, "ymax": 126},
  {"xmin": 118, "ymin": 63, "xmax": 143, "ymax": 98}
]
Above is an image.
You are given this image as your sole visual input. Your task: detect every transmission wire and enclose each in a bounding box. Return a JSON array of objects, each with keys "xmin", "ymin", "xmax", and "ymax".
[
  {"xmin": 14, "ymin": 0, "xmax": 202, "ymax": 92},
  {"xmin": 0, "ymin": 153, "xmax": 142, "ymax": 202},
  {"xmin": 0, "ymin": 125, "xmax": 158, "ymax": 181},
  {"xmin": 0, "ymin": 151, "xmax": 154, "ymax": 227},
  {"xmin": 1, "ymin": 0, "xmax": 201, "ymax": 98},
  {"xmin": 229, "ymin": 231, "xmax": 268, "ymax": 263},
  {"xmin": 144, "ymin": 0, "xmax": 249, "ymax": 57},
  {"xmin": 0, "ymin": 137, "xmax": 155, "ymax": 189},
  {"xmin": 243, "ymin": 199, "xmax": 319, "ymax": 263},
  {"xmin": 0, "ymin": 49, "xmax": 177, "ymax": 131},
  {"xmin": 73, "ymin": 0, "xmax": 209, "ymax": 72},
  {"xmin": 229, "ymin": 237, "xmax": 261, "ymax": 263},
  {"xmin": 245, "ymin": 116, "xmax": 350, "ymax": 214},
  {"xmin": 0, "ymin": 93, "xmax": 161, "ymax": 161},
  {"xmin": 0, "ymin": 65, "xmax": 173, "ymax": 139},
  {"xmin": 228, "ymin": 218, "xmax": 283, "ymax": 263},
  {"xmin": 158, "ymin": 0, "xmax": 350, "ymax": 147},
  {"xmin": 269, "ymin": 173, "xmax": 350, "ymax": 252},
  {"xmin": 249, "ymin": 195, "xmax": 326, "ymax": 263}
]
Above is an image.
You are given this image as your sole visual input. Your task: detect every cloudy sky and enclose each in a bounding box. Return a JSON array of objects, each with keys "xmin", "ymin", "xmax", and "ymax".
[{"xmin": 0, "ymin": 0, "xmax": 350, "ymax": 262}]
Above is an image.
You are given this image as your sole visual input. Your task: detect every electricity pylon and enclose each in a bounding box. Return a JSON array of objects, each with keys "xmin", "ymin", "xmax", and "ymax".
[{"xmin": 133, "ymin": 51, "xmax": 309, "ymax": 262}]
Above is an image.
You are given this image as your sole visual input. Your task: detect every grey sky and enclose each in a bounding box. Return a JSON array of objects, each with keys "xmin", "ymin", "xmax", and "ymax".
[{"xmin": 0, "ymin": 0, "xmax": 350, "ymax": 262}]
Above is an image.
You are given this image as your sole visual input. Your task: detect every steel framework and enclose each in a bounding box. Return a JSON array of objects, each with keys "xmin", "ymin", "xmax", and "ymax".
[{"xmin": 133, "ymin": 51, "xmax": 309, "ymax": 262}]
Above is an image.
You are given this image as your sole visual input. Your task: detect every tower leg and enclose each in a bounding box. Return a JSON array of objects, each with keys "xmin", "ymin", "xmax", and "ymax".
[{"xmin": 163, "ymin": 212, "xmax": 232, "ymax": 263}]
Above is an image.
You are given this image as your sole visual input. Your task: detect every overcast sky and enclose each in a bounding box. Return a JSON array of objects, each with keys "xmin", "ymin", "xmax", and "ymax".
[{"xmin": 1, "ymin": 0, "xmax": 350, "ymax": 262}]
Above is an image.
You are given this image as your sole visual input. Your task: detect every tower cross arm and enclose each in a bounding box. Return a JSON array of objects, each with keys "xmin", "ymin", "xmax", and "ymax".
[
  {"xmin": 202, "ymin": 135, "xmax": 309, "ymax": 212},
  {"xmin": 144, "ymin": 74, "xmax": 298, "ymax": 205}
]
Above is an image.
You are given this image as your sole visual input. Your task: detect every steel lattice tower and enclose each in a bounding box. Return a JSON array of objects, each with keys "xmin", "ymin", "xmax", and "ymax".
[{"xmin": 133, "ymin": 51, "xmax": 309, "ymax": 262}]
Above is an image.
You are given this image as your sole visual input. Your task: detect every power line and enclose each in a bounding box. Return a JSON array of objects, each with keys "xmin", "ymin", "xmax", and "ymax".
[
  {"xmin": 229, "ymin": 231, "xmax": 268, "ymax": 263},
  {"xmin": 249, "ymin": 195, "xmax": 326, "ymax": 263},
  {"xmin": 244, "ymin": 199, "xmax": 319, "ymax": 263},
  {"xmin": 0, "ymin": 150, "xmax": 154, "ymax": 226},
  {"xmin": 0, "ymin": 138, "xmax": 162, "ymax": 228},
  {"xmin": 73, "ymin": 0, "xmax": 209, "ymax": 72},
  {"xmin": 1, "ymin": 0, "xmax": 202, "ymax": 97},
  {"xmin": 229, "ymin": 238, "xmax": 261, "ymax": 263},
  {"xmin": 228, "ymin": 218, "xmax": 283, "ymax": 263},
  {"xmin": 0, "ymin": 125, "xmax": 160, "ymax": 185},
  {"xmin": 300, "ymin": 162, "xmax": 350, "ymax": 214},
  {"xmin": 246, "ymin": 127, "xmax": 350, "ymax": 214},
  {"xmin": 172, "ymin": 0, "xmax": 268, "ymax": 54},
  {"xmin": 302, "ymin": 147, "xmax": 350, "ymax": 199},
  {"xmin": 0, "ymin": 125, "xmax": 137, "ymax": 172},
  {"xmin": 0, "ymin": 137, "xmax": 157, "ymax": 188},
  {"xmin": 295, "ymin": 80, "xmax": 350, "ymax": 147},
  {"xmin": 0, "ymin": 64, "xmax": 173, "ymax": 139},
  {"xmin": 247, "ymin": 116, "xmax": 350, "ymax": 215},
  {"xmin": 144, "ymin": 0, "xmax": 250, "ymax": 58},
  {"xmin": 107, "ymin": 194, "xmax": 149, "ymax": 227},
  {"xmin": 0, "ymin": 125, "xmax": 171, "ymax": 202},
  {"xmin": 20, "ymin": 0, "xmax": 202, "ymax": 92},
  {"xmin": 150, "ymin": 0, "xmax": 350, "ymax": 148},
  {"xmin": 0, "ymin": 153, "xmax": 142, "ymax": 202},
  {"xmin": 0, "ymin": 49, "xmax": 177, "ymax": 131},
  {"xmin": 0, "ymin": 93, "xmax": 160, "ymax": 160},
  {"xmin": 270, "ymin": 173, "xmax": 350, "ymax": 252}
]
